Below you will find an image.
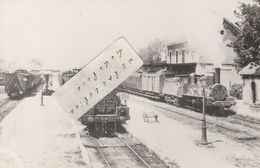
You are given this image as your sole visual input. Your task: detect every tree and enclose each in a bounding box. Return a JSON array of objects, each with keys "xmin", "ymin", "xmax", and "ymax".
[
  {"xmin": 231, "ymin": 0, "xmax": 260, "ymax": 70},
  {"xmin": 139, "ymin": 39, "xmax": 167, "ymax": 65}
]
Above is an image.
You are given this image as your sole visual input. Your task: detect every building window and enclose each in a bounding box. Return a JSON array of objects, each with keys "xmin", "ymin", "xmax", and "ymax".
[
  {"xmin": 182, "ymin": 49, "xmax": 185, "ymax": 63},
  {"xmin": 169, "ymin": 51, "xmax": 172, "ymax": 63},
  {"xmin": 175, "ymin": 50, "xmax": 179, "ymax": 63}
]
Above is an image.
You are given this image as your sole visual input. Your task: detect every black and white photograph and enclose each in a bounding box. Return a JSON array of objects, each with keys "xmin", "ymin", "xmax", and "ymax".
[{"xmin": 0, "ymin": 0, "xmax": 260, "ymax": 167}]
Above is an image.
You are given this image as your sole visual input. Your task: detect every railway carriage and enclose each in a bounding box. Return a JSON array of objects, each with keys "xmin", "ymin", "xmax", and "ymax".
[
  {"xmin": 5, "ymin": 69, "xmax": 42, "ymax": 99},
  {"xmin": 0, "ymin": 72, "xmax": 8, "ymax": 85}
]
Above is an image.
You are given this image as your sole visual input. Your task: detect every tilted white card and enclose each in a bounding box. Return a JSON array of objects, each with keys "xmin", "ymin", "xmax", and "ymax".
[{"xmin": 53, "ymin": 37, "xmax": 143, "ymax": 119}]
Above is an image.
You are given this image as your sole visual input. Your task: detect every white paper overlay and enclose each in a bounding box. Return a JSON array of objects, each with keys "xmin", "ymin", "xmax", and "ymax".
[{"xmin": 53, "ymin": 37, "xmax": 143, "ymax": 119}]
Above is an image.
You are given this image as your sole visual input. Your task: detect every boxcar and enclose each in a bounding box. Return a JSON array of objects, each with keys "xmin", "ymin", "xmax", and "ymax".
[{"xmin": 141, "ymin": 72, "xmax": 165, "ymax": 95}]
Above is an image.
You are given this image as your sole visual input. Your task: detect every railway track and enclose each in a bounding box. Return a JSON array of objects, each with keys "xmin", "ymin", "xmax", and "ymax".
[
  {"xmin": 88, "ymin": 136, "xmax": 152, "ymax": 168},
  {"xmin": 125, "ymin": 92, "xmax": 260, "ymax": 142},
  {"xmin": 0, "ymin": 98, "xmax": 10, "ymax": 121},
  {"xmin": 0, "ymin": 98, "xmax": 19, "ymax": 122},
  {"xmin": 228, "ymin": 114, "xmax": 260, "ymax": 131},
  {"xmin": 81, "ymin": 131, "xmax": 169, "ymax": 168},
  {"xmin": 117, "ymin": 88, "xmax": 260, "ymax": 135},
  {"xmin": 93, "ymin": 137, "xmax": 113, "ymax": 168}
]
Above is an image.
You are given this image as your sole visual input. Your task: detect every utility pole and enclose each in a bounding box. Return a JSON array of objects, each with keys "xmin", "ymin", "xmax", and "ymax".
[
  {"xmin": 201, "ymin": 88, "xmax": 208, "ymax": 145},
  {"xmin": 40, "ymin": 82, "xmax": 44, "ymax": 106}
]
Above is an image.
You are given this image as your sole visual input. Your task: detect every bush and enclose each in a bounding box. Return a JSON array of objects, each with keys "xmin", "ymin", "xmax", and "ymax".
[{"xmin": 229, "ymin": 84, "xmax": 243, "ymax": 99}]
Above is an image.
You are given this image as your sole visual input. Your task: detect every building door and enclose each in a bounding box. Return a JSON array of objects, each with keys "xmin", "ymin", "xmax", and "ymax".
[
  {"xmin": 251, "ymin": 81, "xmax": 256, "ymax": 103},
  {"xmin": 169, "ymin": 51, "xmax": 172, "ymax": 64}
]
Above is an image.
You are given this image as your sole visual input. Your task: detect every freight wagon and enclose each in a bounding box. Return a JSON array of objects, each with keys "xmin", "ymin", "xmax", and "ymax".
[
  {"xmin": 0, "ymin": 72, "xmax": 7, "ymax": 86},
  {"xmin": 5, "ymin": 69, "xmax": 42, "ymax": 99},
  {"xmin": 120, "ymin": 68, "xmax": 236, "ymax": 114}
]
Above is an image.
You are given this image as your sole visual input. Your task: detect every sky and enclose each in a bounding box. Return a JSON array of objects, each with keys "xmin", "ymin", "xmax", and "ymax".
[{"xmin": 0, "ymin": 0, "xmax": 251, "ymax": 71}]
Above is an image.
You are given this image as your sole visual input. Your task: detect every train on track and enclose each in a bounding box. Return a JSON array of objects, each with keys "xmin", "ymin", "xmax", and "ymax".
[
  {"xmin": 119, "ymin": 68, "xmax": 236, "ymax": 114},
  {"xmin": 5, "ymin": 69, "xmax": 42, "ymax": 99},
  {"xmin": 59, "ymin": 69, "xmax": 130, "ymax": 133},
  {"xmin": 58, "ymin": 68, "xmax": 81, "ymax": 86},
  {"xmin": 0, "ymin": 72, "xmax": 8, "ymax": 86}
]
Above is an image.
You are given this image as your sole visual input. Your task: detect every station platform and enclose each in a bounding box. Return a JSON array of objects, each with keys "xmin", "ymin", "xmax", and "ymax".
[
  {"xmin": 125, "ymin": 95, "xmax": 259, "ymax": 168},
  {"xmin": 0, "ymin": 93, "xmax": 90, "ymax": 168},
  {"xmin": 231, "ymin": 100, "xmax": 260, "ymax": 119}
]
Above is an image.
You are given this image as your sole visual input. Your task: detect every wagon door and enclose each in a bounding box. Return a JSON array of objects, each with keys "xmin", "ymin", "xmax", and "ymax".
[
  {"xmin": 152, "ymin": 76, "xmax": 155, "ymax": 92},
  {"xmin": 148, "ymin": 76, "xmax": 152, "ymax": 92}
]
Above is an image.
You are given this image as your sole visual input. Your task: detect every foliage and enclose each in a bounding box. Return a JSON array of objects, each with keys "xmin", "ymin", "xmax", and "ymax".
[
  {"xmin": 229, "ymin": 83, "xmax": 243, "ymax": 99},
  {"xmin": 231, "ymin": 0, "xmax": 260, "ymax": 71},
  {"xmin": 139, "ymin": 39, "xmax": 167, "ymax": 65}
]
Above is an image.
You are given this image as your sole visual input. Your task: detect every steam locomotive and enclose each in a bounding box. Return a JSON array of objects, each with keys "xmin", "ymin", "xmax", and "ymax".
[
  {"xmin": 5, "ymin": 69, "xmax": 42, "ymax": 99},
  {"xmin": 60, "ymin": 69, "xmax": 130, "ymax": 133},
  {"xmin": 120, "ymin": 68, "xmax": 236, "ymax": 114}
]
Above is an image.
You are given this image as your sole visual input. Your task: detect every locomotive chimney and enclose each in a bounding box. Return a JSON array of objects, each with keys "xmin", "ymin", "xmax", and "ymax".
[{"xmin": 215, "ymin": 68, "xmax": 220, "ymax": 84}]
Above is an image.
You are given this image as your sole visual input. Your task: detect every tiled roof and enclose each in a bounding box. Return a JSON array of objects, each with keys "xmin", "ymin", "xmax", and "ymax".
[{"xmin": 239, "ymin": 62, "xmax": 260, "ymax": 75}]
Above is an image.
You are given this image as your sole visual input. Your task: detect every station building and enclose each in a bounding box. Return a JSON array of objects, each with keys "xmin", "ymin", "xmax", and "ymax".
[
  {"xmin": 142, "ymin": 37, "xmax": 242, "ymax": 91},
  {"xmin": 142, "ymin": 18, "xmax": 244, "ymax": 93},
  {"xmin": 239, "ymin": 63, "xmax": 260, "ymax": 104}
]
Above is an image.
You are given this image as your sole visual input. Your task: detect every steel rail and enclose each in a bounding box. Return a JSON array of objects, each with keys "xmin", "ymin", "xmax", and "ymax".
[
  {"xmin": 118, "ymin": 88, "xmax": 260, "ymax": 134},
  {"xmin": 0, "ymin": 98, "xmax": 9, "ymax": 108},
  {"xmin": 117, "ymin": 136, "xmax": 152, "ymax": 168},
  {"xmin": 117, "ymin": 88, "xmax": 258, "ymax": 135},
  {"xmin": 93, "ymin": 138, "xmax": 113, "ymax": 168},
  {"xmin": 129, "ymin": 96, "xmax": 256, "ymax": 137},
  {"xmin": 229, "ymin": 114, "xmax": 260, "ymax": 125}
]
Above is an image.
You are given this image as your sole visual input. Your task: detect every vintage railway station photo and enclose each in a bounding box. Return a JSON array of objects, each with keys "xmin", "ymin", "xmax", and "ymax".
[{"xmin": 0, "ymin": 0, "xmax": 260, "ymax": 168}]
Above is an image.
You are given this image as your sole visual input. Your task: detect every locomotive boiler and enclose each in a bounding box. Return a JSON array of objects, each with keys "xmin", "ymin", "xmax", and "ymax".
[{"xmin": 5, "ymin": 69, "xmax": 42, "ymax": 99}]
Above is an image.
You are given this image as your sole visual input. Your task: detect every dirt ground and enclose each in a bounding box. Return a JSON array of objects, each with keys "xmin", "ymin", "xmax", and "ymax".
[{"xmin": 125, "ymin": 95, "xmax": 260, "ymax": 168}]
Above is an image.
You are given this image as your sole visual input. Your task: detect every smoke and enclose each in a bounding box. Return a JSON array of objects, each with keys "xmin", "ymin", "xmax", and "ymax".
[
  {"xmin": 168, "ymin": 0, "xmax": 239, "ymax": 68},
  {"xmin": 0, "ymin": 59, "xmax": 21, "ymax": 73},
  {"xmin": 182, "ymin": 12, "xmax": 227, "ymax": 67},
  {"xmin": 27, "ymin": 58, "xmax": 44, "ymax": 70},
  {"xmin": 0, "ymin": 58, "xmax": 44, "ymax": 72}
]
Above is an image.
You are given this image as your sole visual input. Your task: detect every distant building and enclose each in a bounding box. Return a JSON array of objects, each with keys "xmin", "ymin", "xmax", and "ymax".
[
  {"xmin": 142, "ymin": 18, "xmax": 243, "ymax": 91},
  {"xmin": 239, "ymin": 63, "xmax": 260, "ymax": 104},
  {"xmin": 164, "ymin": 38, "xmax": 242, "ymax": 91},
  {"xmin": 166, "ymin": 40, "xmax": 198, "ymax": 64}
]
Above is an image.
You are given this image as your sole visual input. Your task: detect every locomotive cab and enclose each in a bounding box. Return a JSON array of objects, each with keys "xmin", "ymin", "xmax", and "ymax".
[{"xmin": 80, "ymin": 90, "xmax": 130, "ymax": 133}]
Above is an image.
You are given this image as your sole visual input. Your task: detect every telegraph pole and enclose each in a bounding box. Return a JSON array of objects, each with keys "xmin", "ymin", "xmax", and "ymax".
[
  {"xmin": 201, "ymin": 88, "xmax": 208, "ymax": 145},
  {"xmin": 40, "ymin": 81, "xmax": 44, "ymax": 106}
]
